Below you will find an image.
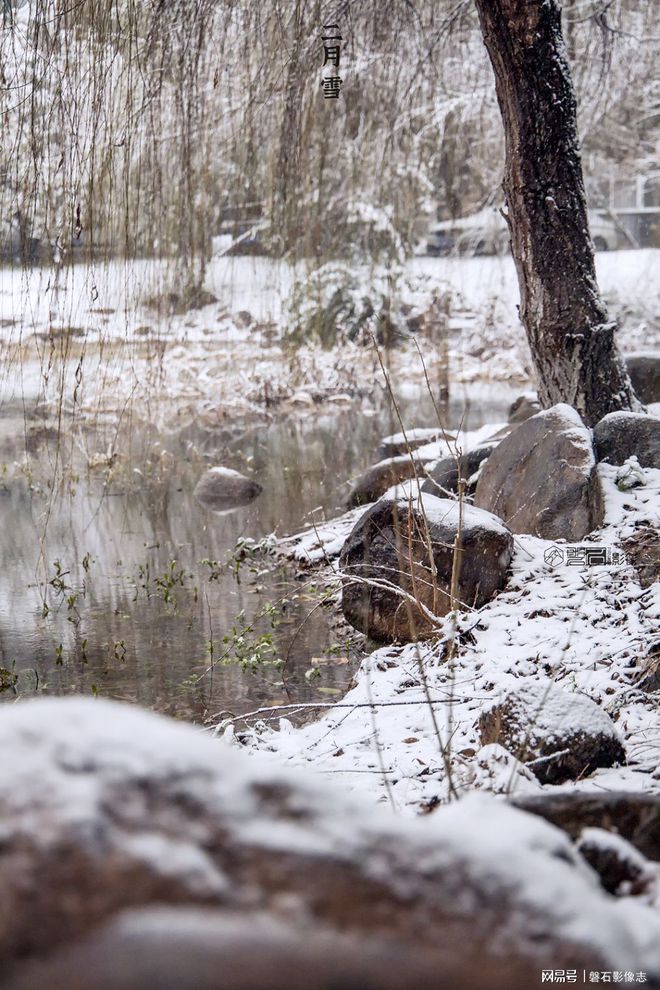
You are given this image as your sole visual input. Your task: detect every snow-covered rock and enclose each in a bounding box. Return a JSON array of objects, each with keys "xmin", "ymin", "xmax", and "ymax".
[
  {"xmin": 2, "ymin": 697, "xmax": 660, "ymax": 980},
  {"xmin": 576, "ymin": 827, "xmax": 658, "ymax": 897},
  {"xmin": 340, "ymin": 492, "xmax": 513, "ymax": 641},
  {"xmin": 422, "ymin": 442, "xmax": 498, "ymax": 497},
  {"xmin": 347, "ymin": 452, "xmax": 434, "ymax": 508},
  {"xmin": 593, "ymin": 410, "xmax": 660, "ymax": 470},
  {"xmin": 479, "ymin": 680, "xmax": 626, "ymax": 784},
  {"xmin": 378, "ymin": 426, "xmax": 451, "ymax": 460},
  {"xmin": 474, "ymin": 403, "xmax": 603, "ymax": 540}
]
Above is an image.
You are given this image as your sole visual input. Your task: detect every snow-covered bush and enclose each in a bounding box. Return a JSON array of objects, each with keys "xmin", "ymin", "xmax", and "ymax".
[{"xmin": 285, "ymin": 262, "xmax": 442, "ymax": 348}]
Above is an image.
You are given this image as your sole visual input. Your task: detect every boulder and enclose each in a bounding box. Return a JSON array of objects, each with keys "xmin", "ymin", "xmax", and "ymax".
[
  {"xmin": 592, "ymin": 411, "xmax": 660, "ymax": 470},
  {"xmin": 625, "ymin": 351, "xmax": 660, "ymax": 405},
  {"xmin": 508, "ymin": 392, "xmax": 541, "ymax": 424},
  {"xmin": 479, "ymin": 681, "xmax": 626, "ymax": 785},
  {"xmin": 576, "ymin": 828, "xmax": 656, "ymax": 897},
  {"xmin": 378, "ymin": 427, "xmax": 453, "ymax": 460},
  {"xmin": 193, "ymin": 466, "xmax": 262, "ymax": 511},
  {"xmin": 421, "ymin": 443, "xmax": 497, "ymax": 498},
  {"xmin": 511, "ymin": 791, "xmax": 660, "ymax": 861},
  {"xmin": 474, "ymin": 403, "xmax": 603, "ymax": 540},
  {"xmin": 4, "ymin": 907, "xmax": 539, "ymax": 990},
  {"xmin": 347, "ymin": 453, "xmax": 435, "ymax": 508},
  {"xmin": 340, "ymin": 492, "xmax": 513, "ymax": 642},
  {"xmin": 621, "ymin": 525, "xmax": 660, "ymax": 589},
  {"xmin": 0, "ymin": 699, "xmax": 657, "ymax": 980}
]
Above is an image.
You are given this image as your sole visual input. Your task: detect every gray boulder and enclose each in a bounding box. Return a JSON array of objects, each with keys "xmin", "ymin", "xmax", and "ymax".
[
  {"xmin": 193, "ymin": 467, "xmax": 262, "ymax": 511},
  {"xmin": 474, "ymin": 403, "xmax": 603, "ymax": 540},
  {"xmin": 508, "ymin": 393, "xmax": 541, "ymax": 424},
  {"xmin": 592, "ymin": 411, "xmax": 660, "ymax": 470},
  {"xmin": 340, "ymin": 492, "xmax": 513, "ymax": 642},
  {"xmin": 625, "ymin": 351, "xmax": 660, "ymax": 405},
  {"xmin": 422, "ymin": 443, "xmax": 497, "ymax": 498},
  {"xmin": 348, "ymin": 453, "xmax": 435, "ymax": 508},
  {"xmin": 479, "ymin": 681, "xmax": 626, "ymax": 785}
]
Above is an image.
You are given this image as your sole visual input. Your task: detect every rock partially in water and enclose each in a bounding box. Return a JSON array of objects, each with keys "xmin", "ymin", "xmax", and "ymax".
[
  {"xmin": 347, "ymin": 453, "xmax": 434, "ymax": 508},
  {"xmin": 340, "ymin": 492, "xmax": 513, "ymax": 642},
  {"xmin": 378, "ymin": 427, "xmax": 453, "ymax": 460},
  {"xmin": 592, "ymin": 410, "xmax": 660, "ymax": 470},
  {"xmin": 474, "ymin": 403, "xmax": 603, "ymax": 540},
  {"xmin": 193, "ymin": 466, "xmax": 262, "ymax": 511},
  {"xmin": 479, "ymin": 680, "xmax": 626, "ymax": 785},
  {"xmin": 625, "ymin": 351, "xmax": 660, "ymax": 405},
  {"xmin": 508, "ymin": 392, "xmax": 541, "ymax": 424},
  {"xmin": 421, "ymin": 443, "xmax": 498, "ymax": 498},
  {"xmin": 0, "ymin": 698, "xmax": 655, "ymax": 979}
]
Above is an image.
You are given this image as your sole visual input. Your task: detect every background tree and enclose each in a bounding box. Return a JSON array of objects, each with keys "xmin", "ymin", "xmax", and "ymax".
[{"xmin": 473, "ymin": 0, "xmax": 641, "ymax": 425}]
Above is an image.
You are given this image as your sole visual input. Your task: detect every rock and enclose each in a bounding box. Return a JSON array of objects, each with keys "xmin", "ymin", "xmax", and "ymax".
[
  {"xmin": 340, "ymin": 492, "xmax": 513, "ymax": 642},
  {"xmin": 193, "ymin": 466, "xmax": 262, "ymax": 511},
  {"xmin": 576, "ymin": 829, "xmax": 656, "ymax": 897},
  {"xmin": 0, "ymin": 699, "xmax": 656, "ymax": 978},
  {"xmin": 621, "ymin": 526, "xmax": 660, "ymax": 589},
  {"xmin": 4, "ymin": 907, "xmax": 539, "ymax": 990},
  {"xmin": 479, "ymin": 681, "xmax": 626, "ymax": 785},
  {"xmin": 421, "ymin": 443, "xmax": 497, "ymax": 497},
  {"xmin": 511, "ymin": 791, "xmax": 660, "ymax": 861},
  {"xmin": 625, "ymin": 351, "xmax": 660, "ymax": 405},
  {"xmin": 592, "ymin": 411, "xmax": 660, "ymax": 470},
  {"xmin": 378, "ymin": 427, "xmax": 453, "ymax": 460},
  {"xmin": 508, "ymin": 392, "xmax": 541, "ymax": 424},
  {"xmin": 474, "ymin": 403, "xmax": 603, "ymax": 540},
  {"xmin": 633, "ymin": 640, "xmax": 660, "ymax": 692},
  {"xmin": 347, "ymin": 453, "xmax": 435, "ymax": 508}
]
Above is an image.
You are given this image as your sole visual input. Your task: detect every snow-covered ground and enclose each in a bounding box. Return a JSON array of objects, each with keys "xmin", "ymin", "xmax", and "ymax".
[
  {"xmin": 224, "ymin": 450, "xmax": 660, "ymax": 813},
  {"xmin": 0, "ymin": 250, "xmax": 657, "ymax": 427}
]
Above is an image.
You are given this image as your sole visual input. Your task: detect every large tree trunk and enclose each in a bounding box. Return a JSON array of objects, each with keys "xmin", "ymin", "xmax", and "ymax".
[{"xmin": 473, "ymin": 0, "xmax": 640, "ymax": 426}]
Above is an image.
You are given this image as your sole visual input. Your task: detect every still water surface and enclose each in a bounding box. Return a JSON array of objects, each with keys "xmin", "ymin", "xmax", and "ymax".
[{"xmin": 0, "ymin": 385, "xmax": 517, "ymax": 722}]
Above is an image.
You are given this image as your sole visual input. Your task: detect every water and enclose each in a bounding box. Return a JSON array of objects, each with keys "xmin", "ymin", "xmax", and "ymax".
[{"xmin": 0, "ymin": 383, "xmax": 518, "ymax": 722}]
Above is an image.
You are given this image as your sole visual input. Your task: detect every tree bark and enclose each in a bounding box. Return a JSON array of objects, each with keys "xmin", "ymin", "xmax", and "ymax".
[{"xmin": 473, "ymin": 0, "xmax": 641, "ymax": 426}]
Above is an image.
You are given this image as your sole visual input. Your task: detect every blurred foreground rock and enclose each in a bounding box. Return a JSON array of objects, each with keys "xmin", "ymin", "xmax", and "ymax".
[
  {"xmin": 512, "ymin": 791, "xmax": 660, "ymax": 861},
  {"xmin": 5, "ymin": 907, "xmax": 539, "ymax": 990},
  {"xmin": 1, "ymin": 698, "xmax": 658, "ymax": 983},
  {"xmin": 340, "ymin": 492, "xmax": 513, "ymax": 641}
]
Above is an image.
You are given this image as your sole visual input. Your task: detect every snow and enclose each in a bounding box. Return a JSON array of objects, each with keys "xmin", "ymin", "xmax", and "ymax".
[{"xmin": 0, "ymin": 250, "xmax": 657, "ymax": 428}]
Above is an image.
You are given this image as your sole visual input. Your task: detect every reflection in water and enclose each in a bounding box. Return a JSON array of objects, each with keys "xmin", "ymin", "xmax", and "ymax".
[{"xmin": 0, "ymin": 384, "xmax": 517, "ymax": 721}]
